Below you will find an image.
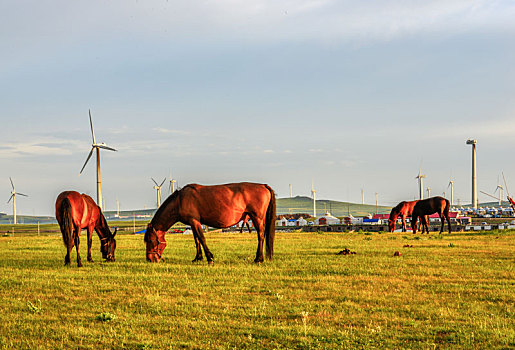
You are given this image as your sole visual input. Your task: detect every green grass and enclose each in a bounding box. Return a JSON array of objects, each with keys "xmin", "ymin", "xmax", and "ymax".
[{"xmin": 0, "ymin": 229, "xmax": 513, "ymax": 349}]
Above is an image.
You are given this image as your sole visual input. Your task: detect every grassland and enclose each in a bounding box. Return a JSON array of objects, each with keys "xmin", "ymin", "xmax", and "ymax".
[{"xmin": 0, "ymin": 226, "xmax": 513, "ymax": 349}]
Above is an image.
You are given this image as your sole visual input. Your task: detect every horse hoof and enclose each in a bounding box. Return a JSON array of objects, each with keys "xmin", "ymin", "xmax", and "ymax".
[{"xmin": 207, "ymin": 260, "xmax": 214, "ymax": 265}]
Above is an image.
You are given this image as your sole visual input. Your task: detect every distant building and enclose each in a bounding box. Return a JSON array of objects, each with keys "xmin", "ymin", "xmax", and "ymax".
[{"xmin": 315, "ymin": 211, "xmax": 340, "ymax": 225}]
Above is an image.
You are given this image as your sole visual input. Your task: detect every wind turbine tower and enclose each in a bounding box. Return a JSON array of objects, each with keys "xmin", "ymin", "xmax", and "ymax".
[
  {"xmin": 7, "ymin": 178, "xmax": 28, "ymax": 225},
  {"xmin": 152, "ymin": 178, "xmax": 166, "ymax": 208},
  {"xmin": 427, "ymin": 187, "xmax": 431, "ymax": 198},
  {"xmin": 289, "ymin": 184, "xmax": 293, "ymax": 198},
  {"xmin": 448, "ymin": 180, "xmax": 454, "ymax": 206},
  {"xmin": 495, "ymin": 184, "xmax": 504, "ymax": 206},
  {"xmin": 169, "ymin": 171, "xmax": 177, "ymax": 194},
  {"xmin": 79, "ymin": 110, "xmax": 117, "ymax": 211},
  {"xmin": 361, "ymin": 188, "xmax": 364, "ymax": 205},
  {"xmin": 466, "ymin": 139, "xmax": 477, "ymax": 208},
  {"xmin": 415, "ymin": 169, "xmax": 426, "ymax": 200},
  {"xmin": 311, "ymin": 180, "xmax": 317, "ymax": 217}
]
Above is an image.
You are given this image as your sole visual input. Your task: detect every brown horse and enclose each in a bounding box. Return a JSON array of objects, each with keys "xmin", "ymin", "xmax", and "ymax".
[
  {"xmin": 55, "ymin": 191, "xmax": 117, "ymax": 266},
  {"xmin": 144, "ymin": 182, "xmax": 276, "ymax": 264},
  {"xmin": 388, "ymin": 200, "xmax": 419, "ymax": 232},
  {"xmin": 411, "ymin": 196, "xmax": 451, "ymax": 234}
]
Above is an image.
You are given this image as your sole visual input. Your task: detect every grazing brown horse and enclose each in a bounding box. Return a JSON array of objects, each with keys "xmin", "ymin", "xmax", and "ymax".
[
  {"xmin": 388, "ymin": 200, "xmax": 419, "ymax": 232},
  {"xmin": 55, "ymin": 191, "xmax": 117, "ymax": 266},
  {"xmin": 411, "ymin": 196, "xmax": 451, "ymax": 234},
  {"xmin": 144, "ymin": 182, "xmax": 276, "ymax": 264}
]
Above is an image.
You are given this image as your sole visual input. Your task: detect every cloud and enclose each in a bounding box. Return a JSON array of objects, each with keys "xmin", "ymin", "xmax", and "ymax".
[
  {"xmin": 153, "ymin": 128, "xmax": 191, "ymax": 136},
  {"xmin": 0, "ymin": 138, "xmax": 86, "ymax": 158}
]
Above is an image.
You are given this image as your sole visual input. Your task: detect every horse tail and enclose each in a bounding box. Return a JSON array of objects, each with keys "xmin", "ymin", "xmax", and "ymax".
[
  {"xmin": 264, "ymin": 184, "xmax": 276, "ymax": 260},
  {"xmin": 60, "ymin": 197, "xmax": 74, "ymax": 247}
]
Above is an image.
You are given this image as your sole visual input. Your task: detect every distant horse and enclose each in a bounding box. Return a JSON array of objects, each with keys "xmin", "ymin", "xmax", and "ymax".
[
  {"xmin": 239, "ymin": 215, "xmax": 252, "ymax": 233},
  {"xmin": 388, "ymin": 200, "xmax": 428, "ymax": 232},
  {"xmin": 55, "ymin": 191, "xmax": 117, "ymax": 266},
  {"xmin": 411, "ymin": 196, "xmax": 451, "ymax": 234},
  {"xmin": 144, "ymin": 182, "xmax": 276, "ymax": 264}
]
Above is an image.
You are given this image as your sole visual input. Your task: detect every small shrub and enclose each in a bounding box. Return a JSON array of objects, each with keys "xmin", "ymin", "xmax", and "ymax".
[
  {"xmin": 448, "ymin": 243, "xmax": 456, "ymax": 248},
  {"xmin": 364, "ymin": 237, "xmax": 372, "ymax": 241},
  {"xmin": 96, "ymin": 312, "xmax": 116, "ymax": 322}
]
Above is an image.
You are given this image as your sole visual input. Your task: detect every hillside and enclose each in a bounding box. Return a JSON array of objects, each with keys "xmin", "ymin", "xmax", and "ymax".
[{"xmin": 277, "ymin": 196, "xmax": 390, "ymax": 217}]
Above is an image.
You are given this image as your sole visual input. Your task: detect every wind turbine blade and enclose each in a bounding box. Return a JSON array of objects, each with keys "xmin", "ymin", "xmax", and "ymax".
[
  {"xmin": 97, "ymin": 144, "xmax": 117, "ymax": 152},
  {"xmin": 7, "ymin": 194, "xmax": 14, "ymax": 203},
  {"xmin": 89, "ymin": 109, "xmax": 96, "ymax": 144},
  {"xmin": 79, "ymin": 148, "xmax": 95, "ymax": 175},
  {"xmin": 17, "ymin": 193, "xmax": 28, "ymax": 197},
  {"xmin": 159, "ymin": 178, "xmax": 166, "ymax": 187},
  {"xmin": 151, "ymin": 178, "xmax": 159, "ymax": 186},
  {"xmin": 480, "ymin": 190, "xmax": 499, "ymax": 201},
  {"xmin": 9, "ymin": 177, "xmax": 14, "ymax": 190},
  {"xmin": 502, "ymin": 172, "xmax": 511, "ymax": 198}
]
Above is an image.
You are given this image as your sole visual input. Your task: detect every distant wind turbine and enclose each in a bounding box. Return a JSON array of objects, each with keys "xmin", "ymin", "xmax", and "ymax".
[
  {"xmin": 311, "ymin": 180, "xmax": 317, "ymax": 217},
  {"xmin": 494, "ymin": 178, "xmax": 504, "ymax": 206},
  {"xmin": 448, "ymin": 179, "xmax": 454, "ymax": 206},
  {"xmin": 7, "ymin": 177, "xmax": 28, "ymax": 225},
  {"xmin": 152, "ymin": 178, "xmax": 166, "ymax": 208},
  {"xmin": 415, "ymin": 168, "xmax": 426, "ymax": 200},
  {"xmin": 427, "ymin": 187, "xmax": 431, "ymax": 198},
  {"xmin": 79, "ymin": 110, "xmax": 117, "ymax": 211},
  {"xmin": 169, "ymin": 171, "xmax": 177, "ymax": 194}
]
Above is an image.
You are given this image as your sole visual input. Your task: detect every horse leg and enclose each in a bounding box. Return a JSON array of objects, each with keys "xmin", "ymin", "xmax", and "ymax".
[
  {"xmin": 87, "ymin": 226, "xmax": 94, "ymax": 262},
  {"xmin": 75, "ymin": 227, "xmax": 83, "ymax": 267},
  {"xmin": 250, "ymin": 214, "xmax": 265, "ymax": 263},
  {"xmin": 65, "ymin": 241, "xmax": 72, "ymax": 266},
  {"xmin": 446, "ymin": 213, "xmax": 452, "ymax": 234},
  {"xmin": 401, "ymin": 214, "xmax": 406, "ymax": 232},
  {"xmin": 191, "ymin": 229, "xmax": 203, "ymax": 262},
  {"xmin": 411, "ymin": 215, "xmax": 418, "ymax": 234},
  {"xmin": 191, "ymin": 221, "xmax": 214, "ymax": 264}
]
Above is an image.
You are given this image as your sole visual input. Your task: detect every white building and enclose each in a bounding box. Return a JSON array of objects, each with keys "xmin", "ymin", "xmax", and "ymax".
[{"xmin": 315, "ymin": 211, "xmax": 340, "ymax": 225}]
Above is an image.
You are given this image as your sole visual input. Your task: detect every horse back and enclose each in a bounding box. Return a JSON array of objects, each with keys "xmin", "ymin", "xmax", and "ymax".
[
  {"xmin": 180, "ymin": 183, "xmax": 272, "ymax": 228},
  {"xmin": 55, "ymin": 191, "xmax": 100, "ymax": 229}
]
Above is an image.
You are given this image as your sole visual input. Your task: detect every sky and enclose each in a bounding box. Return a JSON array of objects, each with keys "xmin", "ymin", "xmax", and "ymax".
[{"xmin": 1, "ymin": 0, "xmax": 515, "ymax": 216}]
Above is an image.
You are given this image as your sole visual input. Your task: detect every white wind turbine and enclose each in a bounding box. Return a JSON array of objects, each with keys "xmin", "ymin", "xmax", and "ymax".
[
  {"xmin": 311, "ymin": 180, "xmax": 317, "ymax": 217},
  {"xmin": 7, "ymin": 178, "xmax": 28, "ymax": 225},
  {"xmin": 494, "ymin": 177, "xmax": 504, "ymax": 206},
  {"xmin": 79, "ymin": 110, "xmax": 117, "ymax": 211},
  {"xmin": 169, "ymin": 171, "xmax": 177, "ymax": 194},
  {"xmin": 152, "ymin": 178, "xmax": 166, "ymax": 208},
  {"xmin": 415, "ymin": 168, "xmax": 426, "ymax": 200},
  {"xmin": 447, "ymin": 179, "xmax": 454, "ymax": 206},
  {"xmin": 427, "ymin": 187, "xmax": 431, "ymax": 198}
]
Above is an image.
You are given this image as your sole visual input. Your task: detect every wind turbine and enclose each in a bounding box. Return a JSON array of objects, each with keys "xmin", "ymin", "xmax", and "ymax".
[
  {"xmin": 466, "ymin": 139, "xmax": 477, "ymax": 208},
  {"xmin": 427, "ymin": 187, "xmax": 431, "ymax": 198},
  {"xmin": 289, "ymin": 184, "xmax": 293, "ymax": 198},
  {"xmin": 361, "ymin": 188, "xmax": 364, "ymax": 205},
  {"xmin": 169, "ymin": 171, "xmax": 177, "ymax": 194},
  {"xmin": 79, "ymin": 110, "xmax": 117, "ymax": 211},
  {"xmin": 152, "ymin": 178, "xmax": 166, "ymax": 208},
  {"xmin": 494, "ymin": 178, "xmax": 504, "ymax": 206},
  {"xmin": 415, "ymin": 168, "xmax": 426, "ymax": 200},
  {"xmin": 311, "ymin": 180, "xmax": 317, "ymax": 217},
  {"xmin": 7, "ymin": 178, "xmax": 28, "ymax": 225},
  {"xmin": 448, "ymin": 179, "xmax": 454, "ymax": 206}
]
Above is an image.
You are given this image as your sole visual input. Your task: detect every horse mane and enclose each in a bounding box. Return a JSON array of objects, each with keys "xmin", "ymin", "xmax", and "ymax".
[
  {"xmin": 151, "ymin": 186, "xmax": 189, "ymax": 227},
  {"xmin": 389, "ymin": 202, "xmax": 404, "ymax": 221}
]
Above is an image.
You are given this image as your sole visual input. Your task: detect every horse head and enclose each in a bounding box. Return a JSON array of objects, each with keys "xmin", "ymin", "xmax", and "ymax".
[
  {"xmin": 144, "ymin": 223, "xmax": 167, "ymax": 262},
  {"xmin": 388, "ymin": 219, "xmax": 396, "ymax": 232},
  {"xmin": 101, "ymin": 228, "xmax": 117, "ymax": 262}
]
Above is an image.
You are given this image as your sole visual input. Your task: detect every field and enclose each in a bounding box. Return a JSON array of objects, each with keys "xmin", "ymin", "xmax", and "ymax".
[{"xmin": 0, "ymin": 226, "xmax": 513, "ymax": 349}]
